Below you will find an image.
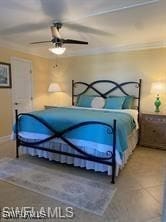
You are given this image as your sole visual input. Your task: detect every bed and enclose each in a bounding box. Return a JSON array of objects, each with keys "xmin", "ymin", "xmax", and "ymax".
[{"xmin": 14, "ymin": 79, "xmax": 142, "ymax": 183}]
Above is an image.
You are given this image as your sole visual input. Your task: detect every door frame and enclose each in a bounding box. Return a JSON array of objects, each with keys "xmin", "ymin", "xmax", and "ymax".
[{"xmin": 10, "ymin": 57, "xmax": 34, "ymax": 121}]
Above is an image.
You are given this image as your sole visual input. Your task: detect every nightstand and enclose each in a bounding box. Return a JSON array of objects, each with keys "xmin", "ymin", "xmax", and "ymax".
[{"xmin": 140, "ymin": 113, "xmax": 166, "ymax": 149}]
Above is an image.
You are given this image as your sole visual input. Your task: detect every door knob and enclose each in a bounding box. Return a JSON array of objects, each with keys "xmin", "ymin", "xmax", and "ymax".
[{"xmin": 14, "ymin": 102, "xmax": 20, "ymax": 105}]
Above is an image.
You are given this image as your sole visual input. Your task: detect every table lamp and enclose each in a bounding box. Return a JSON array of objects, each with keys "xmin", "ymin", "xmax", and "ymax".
[{"xmin": 150, "ymin": 82, "xmax": 166, "ymax": 112}]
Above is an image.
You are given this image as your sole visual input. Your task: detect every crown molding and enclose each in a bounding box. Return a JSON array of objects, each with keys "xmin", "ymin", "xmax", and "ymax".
[
  {"xmin": 0, "ymin": 39, "xmax": 166, "ymax": 59},
  {"xmin": 0, "ymin": 39, "xmax": 53, "ymax": 59},
  {"xmin": 59, "ymin": 41, "xmax": 166, "ymax": 58}
]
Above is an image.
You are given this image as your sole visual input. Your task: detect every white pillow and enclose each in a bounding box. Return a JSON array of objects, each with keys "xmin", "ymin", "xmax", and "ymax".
[{"xmin": 91, "ymin": 97, "xmax": 105, "ymax": 109}]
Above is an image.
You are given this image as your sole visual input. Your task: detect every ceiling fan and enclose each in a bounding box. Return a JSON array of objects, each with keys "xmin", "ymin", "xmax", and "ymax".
[{"xmin": 30, "ymin": 22, "xmax": 88, "ymax": 55}]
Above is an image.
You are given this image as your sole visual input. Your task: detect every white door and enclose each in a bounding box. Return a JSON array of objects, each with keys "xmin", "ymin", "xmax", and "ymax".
[{"xmin": 11, "ymin": 57, "xmax": 33, "ymax": 115}]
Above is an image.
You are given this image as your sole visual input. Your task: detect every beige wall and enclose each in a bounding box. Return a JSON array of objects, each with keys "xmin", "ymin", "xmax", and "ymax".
[
  {"xmin": 0, "ymin": 47, "xmax": 50, "ymax": 137},
  {"xmin": 48, "ymin": 48, "xmax": 166, "ymax": 113},
  {"xmin": 0, "ymin": 46, "xmax": 166, "ymax": 137}
]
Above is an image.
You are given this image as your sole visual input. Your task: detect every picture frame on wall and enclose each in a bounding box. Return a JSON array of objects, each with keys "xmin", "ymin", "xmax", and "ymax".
[{"xmin": 0, "ymin": 62, "xmax": 11, "ymax": 88}]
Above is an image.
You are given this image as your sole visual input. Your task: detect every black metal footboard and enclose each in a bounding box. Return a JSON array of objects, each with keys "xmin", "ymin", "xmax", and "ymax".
[{"xmin": 15, "ymin": 110, "xmax": 117, "ymax": 184}]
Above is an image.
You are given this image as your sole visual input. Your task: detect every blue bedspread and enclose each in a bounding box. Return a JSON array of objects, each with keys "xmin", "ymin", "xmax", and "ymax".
[{"xmin": 16, "ymin": 107, "xmax": 136, "ymax": 156}]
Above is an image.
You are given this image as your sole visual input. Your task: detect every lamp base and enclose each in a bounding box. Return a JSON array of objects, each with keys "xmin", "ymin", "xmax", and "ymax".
[{"xmin": 154, "ymin": 97, "xmax": 161, "ymax": 112}]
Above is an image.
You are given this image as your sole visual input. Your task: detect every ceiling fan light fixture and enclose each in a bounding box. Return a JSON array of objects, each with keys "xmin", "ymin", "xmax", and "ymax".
[{"xmin": 49, "ymin": 46, "xmax": 66, "ymax": 55}]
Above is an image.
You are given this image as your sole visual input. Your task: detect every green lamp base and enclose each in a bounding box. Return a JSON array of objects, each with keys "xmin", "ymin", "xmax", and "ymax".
[{"xmin": 154, "ymin": 96, "xmax": 161, "ymax": 112}]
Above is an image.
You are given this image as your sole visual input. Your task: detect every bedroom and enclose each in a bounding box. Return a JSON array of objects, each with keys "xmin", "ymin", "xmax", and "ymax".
[{"xmin": 0, "ymin": 0, "xmax": 166, "ymax": 221}]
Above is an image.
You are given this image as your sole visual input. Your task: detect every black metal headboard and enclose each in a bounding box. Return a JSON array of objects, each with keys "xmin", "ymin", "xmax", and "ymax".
[{"xmin": 72, "ymin": 79, "xmax": 142, "ymax": 114}]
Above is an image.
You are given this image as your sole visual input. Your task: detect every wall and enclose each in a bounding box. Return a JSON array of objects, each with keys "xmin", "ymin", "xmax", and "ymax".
[
  {"xmin": 48, "ymin": 48, "xmax": 166, "ymax": 113},
  {"xmin": 0, "ymin": 47, "xmax": 50, "ymax": 137},
  {"xmin": 0, "ymin": 46, "xmax": 166, "ymax": 137}
]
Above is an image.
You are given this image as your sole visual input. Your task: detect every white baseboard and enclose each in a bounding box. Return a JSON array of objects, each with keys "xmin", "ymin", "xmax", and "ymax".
[{"xmin": 0, "ymin": 135, "xmax": 10, "ymax": 143}]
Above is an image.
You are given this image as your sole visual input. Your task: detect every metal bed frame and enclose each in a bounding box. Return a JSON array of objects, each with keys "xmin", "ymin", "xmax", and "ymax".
[{"xmin": 15, "ymin": 79, "xmax": 142, "ymax": 184}]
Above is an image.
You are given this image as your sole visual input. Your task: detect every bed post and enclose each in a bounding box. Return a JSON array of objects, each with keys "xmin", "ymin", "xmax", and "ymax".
[
  {"xmin": 138, "ymin": 79, "xmax": 142, "ymax": 144},
  {"xmin": 72, "ymin": 80, "xmax": 75, "ymax": 106},
  {"xmin": 111, "ymin": 119, "xmax": 116, "ymax": 184},
  {"xmin": 15, "ymin": 109, "xmax": 19, "ymax": 158},
  {"xmin": 138, "ymin": 78, "xmax": 142, "ymax": 122}
]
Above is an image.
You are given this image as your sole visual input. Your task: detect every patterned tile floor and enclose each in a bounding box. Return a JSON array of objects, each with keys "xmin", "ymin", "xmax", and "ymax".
[{"xmin": 0, "ymin": 141, "xmax": 165, "ymax": 222}]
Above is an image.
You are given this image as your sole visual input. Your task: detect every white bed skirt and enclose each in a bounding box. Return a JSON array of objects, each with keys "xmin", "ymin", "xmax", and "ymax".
[{"xmin": 20, "ymin": 129, "xmax": 138, "ymax": 176}]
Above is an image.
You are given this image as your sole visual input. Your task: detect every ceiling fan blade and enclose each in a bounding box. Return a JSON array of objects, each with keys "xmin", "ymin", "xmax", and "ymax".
[
  {"xmin": 30, "ymin": 40, "xmax": 52, "ymax": 44},
  {"xmin": 50, "ymin": 25, "xmax": 61, "ymax": 38},
  {"xmin": 63, "ymin": 39, "xmax": 88, "ymax": 45}
]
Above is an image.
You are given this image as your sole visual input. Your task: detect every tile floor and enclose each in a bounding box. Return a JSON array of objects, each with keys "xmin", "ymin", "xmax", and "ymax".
[{"xmin": 0, "ymin": 141, "xmax": 165, "ymax": 222}]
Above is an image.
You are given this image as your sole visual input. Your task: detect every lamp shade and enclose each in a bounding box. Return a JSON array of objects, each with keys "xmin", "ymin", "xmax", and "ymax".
[
  {"xmin": 48, "ymin": 83, "xmax": 62, "ymax": 93},
  {"xmin": 151, "ymin": 82, "xmax": 166, "ymax": 94}
]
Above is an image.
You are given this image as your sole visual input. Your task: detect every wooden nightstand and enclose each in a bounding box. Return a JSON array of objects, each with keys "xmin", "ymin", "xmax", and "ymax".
[{"xmin": 140, "ymin": 113, "xmax": 166, "ymax": 149}]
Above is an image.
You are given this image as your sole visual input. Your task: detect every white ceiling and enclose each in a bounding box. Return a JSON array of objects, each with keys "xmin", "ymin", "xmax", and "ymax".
[{"xmin": 0, "ymin": 0, "xmax": 165, "ymax": 58}]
